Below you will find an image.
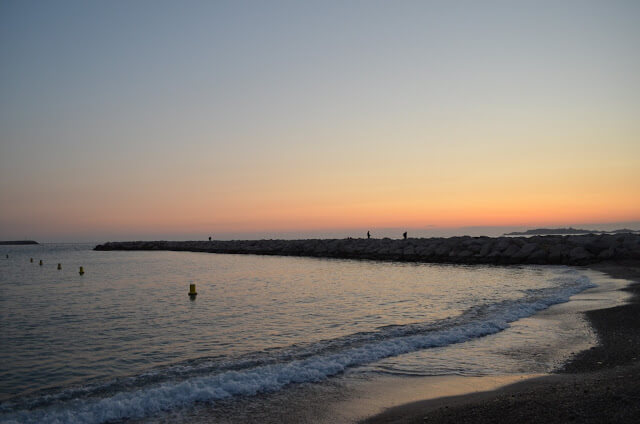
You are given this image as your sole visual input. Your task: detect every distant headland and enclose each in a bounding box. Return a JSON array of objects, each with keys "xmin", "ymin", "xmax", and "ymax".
[
  {"xmin": 95, "ymin": 233, "xmax": 640, "ymax": 266},
  {"xmin": 0, "ymin": 240, "xmax": 39, "ymax": 245},
  {"xmin": 504, "ymin": 228, "xmax": 640, "ymax": 236}
]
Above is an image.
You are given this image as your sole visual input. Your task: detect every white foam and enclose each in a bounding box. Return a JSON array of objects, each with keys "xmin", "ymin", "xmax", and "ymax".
[{"xmin": 0, "ymin": 272, "xmax": 594, "ymax": 424}]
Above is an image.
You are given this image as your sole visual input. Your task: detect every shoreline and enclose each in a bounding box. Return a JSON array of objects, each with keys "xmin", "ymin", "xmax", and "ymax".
[
  {"xmin": 173, "ymin": 263, "xmax": 623, "ymax": 424},
  {"xmin": 94, "ymin": 233, "xmax": 640, "ymax": 266},
  {"xmin": 361, "ymin": 259, "xmax": 640, "ymax": 423}
]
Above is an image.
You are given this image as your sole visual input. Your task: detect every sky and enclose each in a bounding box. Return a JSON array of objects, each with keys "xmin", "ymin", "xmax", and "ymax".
[{"xmin": 1, "ymin": 0, "xmax": 639, "ymax": 242}]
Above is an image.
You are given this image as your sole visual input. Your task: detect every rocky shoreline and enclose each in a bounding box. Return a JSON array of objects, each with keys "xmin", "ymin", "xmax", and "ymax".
[{"xmin": 94, "ymin": 233, "xmax": 640, "ymax": 265}]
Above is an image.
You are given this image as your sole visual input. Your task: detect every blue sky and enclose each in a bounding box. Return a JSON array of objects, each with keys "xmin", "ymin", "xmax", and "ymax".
[{"xmin": 1, "ymin": 1, "xmax": 639, "ymax": 241}]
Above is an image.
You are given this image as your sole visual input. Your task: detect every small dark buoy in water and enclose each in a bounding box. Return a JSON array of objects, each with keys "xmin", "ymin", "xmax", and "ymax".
[
  {"xmin": 189, "ymin": 283, "xmax": 197, "ymax": 299},
  {"xmin": 79, "ymin": 266, "xmax": 85, "ymax": 275},
  {"xmin": 57, "ymin": 263, "xmax": 62, "ymax": 270},
  {"xmin": 30, "ymin": 258, "xmax": 33, "ymax": 263},
  {"xmin": 39, "ymin": 259, "xmax": 43, "ymax": 266}
]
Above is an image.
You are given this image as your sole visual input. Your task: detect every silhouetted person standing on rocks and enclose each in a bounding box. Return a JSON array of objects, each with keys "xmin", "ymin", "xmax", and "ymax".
[
  {"xmin": 403, "ymin": 232, "xmax": 407, "ymax": 240},
  {"xmin": 209, "ymin": 236, "xmax": 212, "ymax": 241},
  {"xmin": 367, "ymin": 231, "xmax": 371, "ymax": 239}
]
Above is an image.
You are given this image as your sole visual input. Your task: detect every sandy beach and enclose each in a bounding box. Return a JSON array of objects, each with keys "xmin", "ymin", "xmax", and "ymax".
[{"xmin": 362, "ymin": 260, "xmax": 640, "ymax": 423}]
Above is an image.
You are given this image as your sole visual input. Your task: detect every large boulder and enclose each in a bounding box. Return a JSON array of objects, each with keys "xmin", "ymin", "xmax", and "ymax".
[
  {"xmin": 569, "ymin": 246, "xmax": 593, "ymax": 263},
  {"xmin": 548, "ymin": 245, "xmax": 566, "ymax": 262},
  {"xmin": 457, "ymin": 250, "xmax": 473, "ymax": 258},
  {"xmin": 513, "ymin": 243, "xmax": 538, "ymax": 259},
  {"xmin": 435, "ymin": 245, "xmax": 450, "ymax": 256},
  {"xmin": 527, "ymin": 248, "xmax": 548, "ymax": 263},
  {"xmin": 502, "ymin": 244, "xmax": 520, "ymax": 257},
  {"xmin": 598, "ymin": 248, "xmax": 615, "ymax": 260},
  {"xmin": 478, "ymin": 241, "xmax": 494, "ymax": 257},
  {"xmin": 494, "ymin": 238, "xmax": 511, "ymax": 252}
]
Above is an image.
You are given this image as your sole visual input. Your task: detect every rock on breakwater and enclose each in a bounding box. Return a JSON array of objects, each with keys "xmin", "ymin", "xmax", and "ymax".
[{"xmin": 94, "ymin": 234, "xmax": 640, "ymax": 266}]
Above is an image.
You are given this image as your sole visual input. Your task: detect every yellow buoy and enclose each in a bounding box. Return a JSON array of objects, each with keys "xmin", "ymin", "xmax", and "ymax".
[
  {"xmin": 188, "ymin": 283, "xmax": 197, "ymax": 299},
  {"xmin": 39, "ymin": 260, "xmax": 43, "ymax": 266},
  {"xmin": 79, "ymin": 266, "xmax": 85, "ymax": 275},
  {"xmin": 57, "ymin": 263, "xmax": 62, "ymax": 270}
]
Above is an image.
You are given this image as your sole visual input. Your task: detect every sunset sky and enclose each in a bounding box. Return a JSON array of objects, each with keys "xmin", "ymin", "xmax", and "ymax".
[{"xmin": 1, "ymin": 1, "xmax": 639, "ymax": 242}]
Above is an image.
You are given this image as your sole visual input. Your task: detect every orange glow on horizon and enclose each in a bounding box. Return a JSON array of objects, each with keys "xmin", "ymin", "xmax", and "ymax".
[
  {"xmin": 73, "ymin": 198, "xmax": 639, "ymax": 234},
  {"xmin": 1, "ymin": 2, "xmax": 640, "ymax": 242}
]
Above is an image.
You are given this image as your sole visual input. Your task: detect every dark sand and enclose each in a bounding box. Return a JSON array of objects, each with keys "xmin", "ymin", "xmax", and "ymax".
[{"xmin": 362, "ymin": 260, "xmax": 640, "ymax": 424}]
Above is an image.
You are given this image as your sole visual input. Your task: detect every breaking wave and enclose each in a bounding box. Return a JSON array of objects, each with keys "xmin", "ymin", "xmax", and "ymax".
[{"xmin": 0, "ymin": 271, "xmax": 594, "ymax": 424}]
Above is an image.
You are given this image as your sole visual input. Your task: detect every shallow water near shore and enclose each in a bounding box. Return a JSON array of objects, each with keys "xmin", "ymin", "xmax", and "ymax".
[{"xmin": 0, "ymin": 244, "xmax": 629, "ymax": 423}]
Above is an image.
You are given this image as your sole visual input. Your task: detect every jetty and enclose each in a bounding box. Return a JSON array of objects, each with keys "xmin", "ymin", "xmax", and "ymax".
[{"xmin": 94, "ymin": 233, "xmax": 640, "ymax": 266}]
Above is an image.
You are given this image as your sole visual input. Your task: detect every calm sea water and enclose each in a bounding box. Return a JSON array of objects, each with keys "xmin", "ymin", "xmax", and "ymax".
[{"xmin": 0, "ymin": 243, "xmax": 596, "ymax": 423}]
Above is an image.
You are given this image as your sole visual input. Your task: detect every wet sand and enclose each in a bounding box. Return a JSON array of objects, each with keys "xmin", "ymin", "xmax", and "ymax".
[{"xmin": 362, "ymin": 260, "xmax": 640, "ymax": 423}]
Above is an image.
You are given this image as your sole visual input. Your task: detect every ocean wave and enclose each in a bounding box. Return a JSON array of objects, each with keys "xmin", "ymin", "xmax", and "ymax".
[{"xmin": 0, "ymin": 271, "xmax": 594, "ymax": 424}]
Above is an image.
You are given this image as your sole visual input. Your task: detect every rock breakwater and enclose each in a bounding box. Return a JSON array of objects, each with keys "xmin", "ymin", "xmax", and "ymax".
[{"xmin": 94, "ymin": 233, "xmax": 640, "ymax": 265}]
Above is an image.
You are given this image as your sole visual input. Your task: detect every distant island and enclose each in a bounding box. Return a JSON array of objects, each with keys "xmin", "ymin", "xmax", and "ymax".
[
  {"xmin": 0, "ymin": 240, "xmax": 39, "ymax": 245},
  {"xmin": 504, "ymin": 228, "xmax": 640, "ymax": 236}
]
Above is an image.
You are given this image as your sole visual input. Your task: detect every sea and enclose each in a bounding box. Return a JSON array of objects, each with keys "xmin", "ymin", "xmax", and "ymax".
[{"xmin": 0, "ymin": 243, "xmax": 630, "ymax": 423}]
